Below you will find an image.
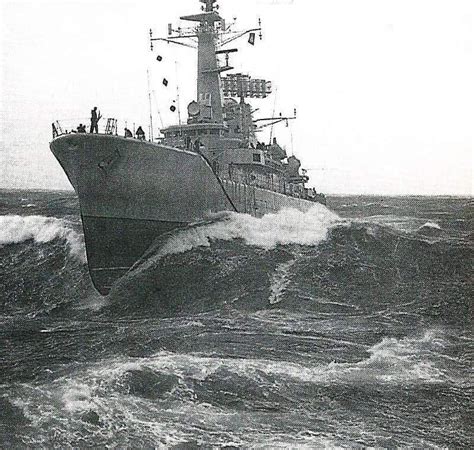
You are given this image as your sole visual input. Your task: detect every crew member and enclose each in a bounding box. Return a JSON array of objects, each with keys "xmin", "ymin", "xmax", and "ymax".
[
  {"xmin": 77, "ymin": 124, "xmax": 86, "ymax": 133},
  {"xmin": 185, "ymin": 135, "xmax": 192, "ymax": 150},
  {"xmin": 124, "ymin": 128, "xmax": 132, "ymax": 138},
  {"xmin": 136, "ymin": 126, "xmax": 145, "ymax": 140},
  {"xmin": 90, "ymin": 107, "xmax": 102, "ymax": 133}
]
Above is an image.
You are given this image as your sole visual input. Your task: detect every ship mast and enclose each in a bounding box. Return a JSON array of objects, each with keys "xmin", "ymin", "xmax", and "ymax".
[
  {"xmin": 181, "ymin": 0, "xmax": 224, "ymax": 123},
  {"xmin": 150, "ymin": 0, "xmax": 262, "ymax": 126}
]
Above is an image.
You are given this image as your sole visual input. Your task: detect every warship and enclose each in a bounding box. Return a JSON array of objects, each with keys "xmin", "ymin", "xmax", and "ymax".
[{"xmin": 50, "ymin": 0, "xmax": 326, "ymax": 295}]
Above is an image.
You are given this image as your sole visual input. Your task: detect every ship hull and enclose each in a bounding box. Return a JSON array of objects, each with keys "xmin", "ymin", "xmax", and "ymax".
[
  {"xmin": 51, "ymin": 133, "xmax": 319, "ymax": 294},
  {"xmin": 81, "ymin": 215, "xmax": 185, "ymax": 294}
]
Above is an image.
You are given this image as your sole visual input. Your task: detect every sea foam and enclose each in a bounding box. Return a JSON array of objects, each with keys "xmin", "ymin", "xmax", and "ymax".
[
  {"xmin": 419, "ymin": 221, "xmax": 442, "ymax": 230},
  {"xmin": 75, "ymin": 329, "xmax": 447, "ymax": 391},
  {"xmin": 0, "ymin": 214, "xmax": 85, "ymax": 262},
  {"xmin": 148, "ymin": 204, "xmax": 339, "ymax": 261}
]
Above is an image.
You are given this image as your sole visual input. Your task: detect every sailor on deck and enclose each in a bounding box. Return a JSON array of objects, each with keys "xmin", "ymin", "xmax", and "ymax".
[
  {"xmin": 90, "ymin": 107, "xmax": 102, "ymax": 133},
  {"xmin": 136, "ymin": 126, "xmax": 145, "ymax": 140}
]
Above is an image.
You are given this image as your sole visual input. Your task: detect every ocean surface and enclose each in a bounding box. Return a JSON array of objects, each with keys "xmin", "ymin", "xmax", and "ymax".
[{"xmin": 0, "ymin": 189, "xmax": 472, "ymax": 448}]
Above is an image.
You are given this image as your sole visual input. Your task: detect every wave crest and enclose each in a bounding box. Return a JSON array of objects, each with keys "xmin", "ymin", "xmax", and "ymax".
[
  {"xmin": 0, "ymin": 215, "xmax": 85, "ymax": 262},
  {"xmin": 72, "ymin": 330, "xmax": 447, "ymax": 391},
  {"xmin": 417, "ymin": 221, "xmax": 443, "ymax": 235},
  {"xmin": 145, "ymin": 204, "xmax": 339, "ymax": 262},
  {"xmin": 419, "ymin": 221, "xmax": 442, "ymax": 231}
]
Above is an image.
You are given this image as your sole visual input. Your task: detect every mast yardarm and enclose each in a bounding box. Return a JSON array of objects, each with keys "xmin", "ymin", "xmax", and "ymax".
[{"xmin": 149, "ymin": 1, "xmax": 263, "ymax": 124}]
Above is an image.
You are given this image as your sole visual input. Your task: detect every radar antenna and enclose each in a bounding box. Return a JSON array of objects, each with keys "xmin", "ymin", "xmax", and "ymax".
[
  {"xmin": 200, "ymin": 0, "xmax": 217, "ymax": 12},
  {"xmin": 148, "ymin": 0, "xmax": 264, "ymax": 125}
]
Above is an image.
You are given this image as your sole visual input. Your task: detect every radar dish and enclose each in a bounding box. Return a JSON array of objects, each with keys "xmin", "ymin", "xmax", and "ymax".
[{"xmin": 187, "ymin": 101, "xmax": 200, "ymax": 117}]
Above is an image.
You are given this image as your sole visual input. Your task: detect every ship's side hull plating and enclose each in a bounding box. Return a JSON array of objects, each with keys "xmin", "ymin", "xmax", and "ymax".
[
  {"xmin": 50, "ymin": 134, "xmax": 317, "ymax": 294},
  {"xmin": 81, "ymin": 215, "xmax": 185, "ymax": 294}
]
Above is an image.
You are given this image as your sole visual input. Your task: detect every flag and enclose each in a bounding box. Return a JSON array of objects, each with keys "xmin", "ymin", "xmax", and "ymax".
[
  {"xmin": 248, "ymin": 33, "xmax": 255, "ymax": 45},
  {"xmin": 163, "ymin": 78, "xmax": 169, "ymax": 86}
]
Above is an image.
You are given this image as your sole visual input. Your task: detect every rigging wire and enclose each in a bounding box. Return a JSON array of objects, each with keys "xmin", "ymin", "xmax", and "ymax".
[
  {"xmin": 269, "ymin": 87, "xmax": 278, "ymax": 145},
  {"xmin": 147, "ymin": 69, "xmax": 154, "ymax": 142},
  {"xmin": 175, "ymin": 61, "xmax": 182, "ymax": 126},
  {"xmin": 152, "ymin": 90, "xmax": 165, "ymax": 129},
  {"xmin": 289, "ymin": 120, "xmax": 295, "ymax": 157}
]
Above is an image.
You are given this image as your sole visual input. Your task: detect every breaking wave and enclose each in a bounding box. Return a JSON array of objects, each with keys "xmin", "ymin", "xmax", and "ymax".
[
  {"xmin": 4, "ymin": 328, "xmax": 455, "ymax": 448},
  {"xmin": 110, "ymin": 205, "xmax": 340, "ymax": 313},
  {"xmin": 0, "ymin": 215, "xmax": 85, "ymax": 262},
  {"xmin": 107, "ymin": 204, "xmax": 472, "ymax": 321},
  {"xmin": 137, "ymin": 204, "xmax": 339, "ymax": 267},
  {"xmin": 84, "ymin": 330, "xmax": 449, "ymax": 387},
  {"xmin": 1, "ymin": 192, "xmax": 471, "ymax": 448},
  {"xmin": 0, "ymin": 215, "xmax": 93, "ymax": 316}
]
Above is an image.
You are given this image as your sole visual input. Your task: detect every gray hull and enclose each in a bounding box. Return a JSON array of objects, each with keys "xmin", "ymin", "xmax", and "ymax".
[{"xmin": 51, "ymin": 134, "xmax": 316, "ymax": 294}]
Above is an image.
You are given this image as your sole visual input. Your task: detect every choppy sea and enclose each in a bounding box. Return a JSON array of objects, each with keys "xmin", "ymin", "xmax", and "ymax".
[{"xmin": 0, "ymin": 189, "xmax": 472, "ymax": 448}]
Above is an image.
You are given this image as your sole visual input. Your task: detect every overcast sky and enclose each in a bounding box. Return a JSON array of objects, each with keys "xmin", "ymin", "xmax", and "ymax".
[{"xmin": 1, "ymin": 0, "xmax": 472, "ymax": 195}]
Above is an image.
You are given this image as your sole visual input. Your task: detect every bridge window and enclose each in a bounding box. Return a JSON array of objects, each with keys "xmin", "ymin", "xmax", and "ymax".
[{"xmin": 253, "ymin": 153, "xmax": 261, "ymax": 163}]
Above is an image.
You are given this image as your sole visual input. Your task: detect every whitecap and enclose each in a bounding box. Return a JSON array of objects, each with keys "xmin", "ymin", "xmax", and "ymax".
[
  {"xmin": 82, "ymin": 330, "xmax": 448, "ymax": 388},
  {"xmin": 62, "ymin": 383, "xmax": 94, "ymax": 412},
  {"xmin": 140, "ymin": 204, "xmax": 339, "ymax": 267},
  {"xmin": 0, "ymin": 214, "xmax": 86, "ymax": 262},
  {"xmin": 418, "ymin": 221, "xmax": 442, "ymax": 231}
]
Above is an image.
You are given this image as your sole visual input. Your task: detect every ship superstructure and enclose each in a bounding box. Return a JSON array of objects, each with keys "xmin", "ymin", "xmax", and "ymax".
[
  {"xmin": 153, "ymin": 0, "xmax": 325, "ymax": 205},
  {"xmin": 50, "ymin": 0, "xmax": 326, "ymax": 295}
]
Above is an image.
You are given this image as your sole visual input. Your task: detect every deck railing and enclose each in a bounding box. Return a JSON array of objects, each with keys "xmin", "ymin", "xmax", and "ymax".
[
  {"xmin": 51, "ymin": 118, "xmax": 155, "ymax": 141},
  {"xmin": 51, "ymin": 118, "xmax": 326, "ymax": 204}
]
